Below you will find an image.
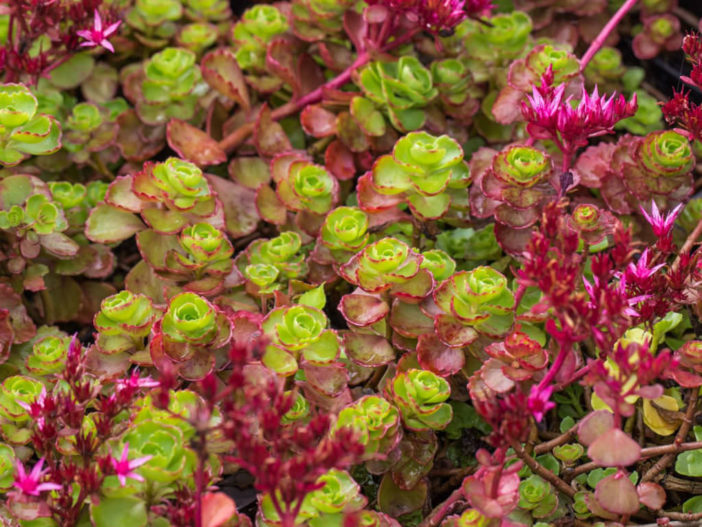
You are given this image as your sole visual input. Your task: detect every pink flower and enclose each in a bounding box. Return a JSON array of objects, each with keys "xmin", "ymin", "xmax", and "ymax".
[
  {"xmin": 624, "ymin": 248, "xmax": 664, "ymax": 283},
  {"xmin": 116, "ymin": 370, "xmax": 160, "ymax": 391},
  {"xmin": 522, "ymin": 81, "xmax": 637, "ymax": 155},
  {"xmin": 111, "ymin": 443, "xmax": 152, "ymax": 487},
  {"xmin": 640, "ymin": 200, "xmax": 683, "ymax": 239},
  {"xmin": 13, "ymin": 458, "xmax": 62, "ymax": 496},
  {"xmin": 418, "ymin": 0, "xmax": 467, "ymax": 33},
  {"xmin": 76, "ymin": 10, "xmax": 121, "ymax": 53},
  {"xmin": 527, "ymin": 384, "xmax": 555, "ymax": 422}
]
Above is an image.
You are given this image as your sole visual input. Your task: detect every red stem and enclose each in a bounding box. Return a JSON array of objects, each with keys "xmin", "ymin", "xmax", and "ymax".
[
  {"xmin": 580, "ymin": 0, "xmax": 639, "ymax": 71},
  {"xmin": 217, "ymin": 28, "xmax": 420, "ymax": 153}
]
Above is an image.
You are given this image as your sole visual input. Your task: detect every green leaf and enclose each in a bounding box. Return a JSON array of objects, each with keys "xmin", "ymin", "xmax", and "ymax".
[
  {"xmin": 85, "ymin": 204, "xmax": 146, "ymax": 244},
  {"xmin": 90, "ymin": 497, "xmax": 147, "ymax": 527},
  {"xmin": 652, "ymin": 311, "xmax": 683, "ymax": 352},
  {"xmin": 298, "ymin": 284, "xmax": 326, "ymax": 310},
  {"xmin": 683, "ymin": 495, "xmax": 702, "ymax": 513},
  {"xmin": 675, "ymin": 449, "xmax": 702, "ymax": 477}
]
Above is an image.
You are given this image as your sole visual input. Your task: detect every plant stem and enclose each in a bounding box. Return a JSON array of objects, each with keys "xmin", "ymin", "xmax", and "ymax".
[
  {"xmin": 642, "ymin": 388, "xmax": 699, "ymax": 482},
  {"xmin": 417, "ymin": 486, "xmax": 466, "ymax": 527},
  {"xmin": 569, "ymin": 439, "xmax": 702, "ymax": 479},
  {"xmin": 673, "ymin": 217, "xmax": 702, "ymax": 272},
  {"xmin": 579, "ymin": 0, "xmax": 639, "ymax": 71},
  {"xmin": 510, "ymin": 439, "xmax": 576, "ymax": 498},
  {"xmin": 217, "ymin": 29, "xmax": 420, "ymax": 153},
  {"xmin": 534, "ymin": 426, "xmax": 577, "ymax": 455}
]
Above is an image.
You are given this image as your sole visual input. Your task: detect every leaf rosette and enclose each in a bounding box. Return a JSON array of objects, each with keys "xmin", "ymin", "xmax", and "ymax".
[
  {"xmin": 518, "ymin": 475, "xmax": 558, "ymax": 518},
  {"xmin": 261, "ymin": 304, "xmax": 339, "ymax": 376},
  {"xmin": 26, "ymin": 335, "xmax": 69, "ymax": 375},
  {"xmin": 339, "ymin": 237, "xmax": 426, "ymax": 295},
  {"xmin": 433, "ymin": 267, "xmax": 515, "ymax": 345},
  {"xmin": 363, "ymin": 132, "xmax": 471, "ymax": 220},
  {"xmin": 358, "ymin": 57, "xmax": 438, "ymax": 132},
  {"xmin": 23, "ymin": 194, "xmax": 68, "ymax": 235},
  {"xmin": 94, "ymin": 291, "xmax": 157, "ymax": 354},
  {"xmin": 0, "ymin": 83, "xmax": 62, "ymax": 167},
  {"xmin": 385, "ymin": 369, "xmax": 453, "ymax": 431},
  {"xmin": 470, "ymin": 145, "xmax": 554, "ymax": 229},
  {"xmin": 271, "ymin": 153, "xmax": 339, "ymax": 215},
  {"xmin": 0, "ymin": 443, "xmax": 15, "ymax": 490},
  {"xmin": 318, "ymin": 206, "xmax": 369, "ymax": 261},
  {"xmin": 237, "ymin": 231, "xmax": 308, "ymax": 295},
  {"xmin": 231, "ymin": 5, "xmax": 288, "ymax": 71},
  {"xmin": 120, "ymin": 419, "xmax": 196, "ymax": 485},
  {"xmin": 333, "ymin": 395, "xmax": 401, "ymax": 458}
]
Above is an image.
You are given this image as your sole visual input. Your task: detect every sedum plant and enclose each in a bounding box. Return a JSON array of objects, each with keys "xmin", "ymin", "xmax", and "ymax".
[
  {"xmin": 385, "ymin": 369, "xmax": 453, "ymax": 431},
  {"xmin": 0, "ymin": 83, "xmax": 61, "ymax": 166}
]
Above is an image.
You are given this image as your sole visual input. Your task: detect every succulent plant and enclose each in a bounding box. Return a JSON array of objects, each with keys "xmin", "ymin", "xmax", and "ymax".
[
  {"xmin": 317, "ymin": 206, "xmax": 370, "ymax": 263},
  {"xmin": 61, "ymin": 102, "xmax": 115, "ymax": 163},
  {"xmin": 119, "ymin": 419, "xmax": 196, "ymax": 485},
  {"xmin": 470, "ymin": 145, "xmax": 555, "ymax": 229},
  {"xmin": 357, "ymin": 57, "xmax": 438, "ymax": 132},
  {"xmin": 125, "ymin": 0, "xmax": 183, "ymax": 48},
  {"xmin": 236, "ymin": 231, "xmax": 308, "ymax": 295},
  {"xmin": 177, "ymin": 23, "xmax": 219, "ymax": 54},
  {"xmin": 360, "ymin": 132, "xmax": 471, "ymax": 220},
  {"xmin": 261, "ymin": 304, "xmax": 339, "ymax": 375},
  {"xmin": 136, "ymin": 47, "xmax": 206, "ymax": 125},
  {"xmin": 0, "ymin": 83, "xmax": 62, "ymax": 166},
  {"xmin": 333, "ymin": 395, "xmax": 401, "ymax": 458},
  {"xmin": 432, "ymin": 267, "xmax": 515, "ymax": 346},
  {"xmin": 94, "ymin": 291, "xmax": 158, "ymax": 355},
  {"xmin": 385, "ymin": 369, "xmax": 453, "ymax": 431},
  {"xmin": 460, "ymin": 11, "xmax": 532, "ymax": 61},
  {"xmin": 518, "ymin": 475, "xmax": 558, "ymax": 519},
  {"xmin": 232, "ymin": 5, "xmax": 289, "ymax": 72},
  {"xmin": 271, "ymin": 152, "xmax": 339, "ymax": 215},
  {"xmin": 0, "ymin": 443, "xmax": 15, "ymax": 490},
  {"xmin": 26, "ymin": 335, "xmax": 69, "ymax": 375},
  {"xmin": 0, "ymin": 375, "xmax": 44, "ymax": 444},
  {"xmin": 183, "ymin": 0, "xmax": 231, "ymax": 22}
]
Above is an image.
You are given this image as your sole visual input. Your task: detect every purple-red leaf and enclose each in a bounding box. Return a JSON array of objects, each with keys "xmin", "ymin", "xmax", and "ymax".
[
  {"xmin": 595, "ymin": 471, "xmax": 640, "ymax": 515},
  {"xmin": 201, "ymin": 48, "xmax": 250, "ymax": 110},
  {"xmin": 416, "ymin": 333, "xmax": 465, "ymax": 377},
  {"xmin": 167, "ymin": 119, "xmax": 227, "ymax": 167},
  {"xmin": 588, "ymin": 427, "xmax": 641, "ymax": 467},
  {"xmin": 577, "ymin": 410, "xmax": 615, "ymax": 446}
]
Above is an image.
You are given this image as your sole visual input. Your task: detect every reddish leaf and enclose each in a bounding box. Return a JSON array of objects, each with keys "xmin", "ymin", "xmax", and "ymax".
[
  {"xmin": 206, "ymin": 174, "xmax": 260, "ymax": 238},
  {"xmin": 339, "ymin": 293, "xmax": 389, "ymax": 327},
  {"xmin": 266, "ymin": 37, "xmax": 301, "ymax": 97},
  {"xmin": 378, "ymin": 474, "xmax": 427, "ymax": 518},
  {"xmin": 343, "ymin": 332, "xmax": 395, "ymax": 367},
  {"xmin": 595, "ymin": 471, "xmax": 640, "ymax": 515},
  {"xmin": 201, "ymin": 48, "xmax": 250, "ymax": 110},
  {"xmin": 167, "ymin": 119, "xmax": 227, "ymax": 167},
  {"xmin": 588, "ymin": 427, "xmax": 641, "ymax": 467},
  {"xmin": 416, "ymin": 333, "xmax": 465, "ymax": 377},
  {"xmin": 302, "ymin": 362, "xmax": 348, "ymax": 397},
  {"xmin": 255, "ymin": 185, "xmax": 287, "ymax": 225},
  {"xmin": 254, "ymin": 104, "xmax": 292, "ymax": 157},
  {"xmin": 300, "ymin": 104, "xmax": 337, "ymax": 138},
  {"xmin": 0, "ymin": 309, "xmax": 14, "ymax": 364},
  {"xmin": 325, "ymin": 140, "xmax": 356, "ymax": 181},
  {"xmin": 202, "ymin": 493, "xmax": 238, "ymax": 527},
  {"xmin": 637, "ymin": 482, "xmax": 666, "ymax": 510},
  {"xmin": 577, "ymin": 410, "xmax": 615, "ymax": 446}
]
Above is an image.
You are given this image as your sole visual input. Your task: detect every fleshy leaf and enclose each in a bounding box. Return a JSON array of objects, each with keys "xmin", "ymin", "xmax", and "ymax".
[
  {"xmin": 167, "ymin": 119, "xmax": 227, "ymax": 167},
  {"xmin": 588, "ymin": 427, "xmax": 641, "ymax": 467},
  {"xmin": 85, "ymin": 204, "xmax": 145, "ymax": 244}
]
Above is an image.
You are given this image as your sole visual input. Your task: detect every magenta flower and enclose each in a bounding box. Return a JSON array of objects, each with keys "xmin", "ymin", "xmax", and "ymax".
[
  {"xmin": 624, "ymin": 248, "xmax": 664, "ymax": 283},
  {"xmin": 116, "ymin": 370, "xmax": 160, "ymax": 391},
  {"xmin": 76, "ymin": 10, "xmax": 121, "ymax": 53},
  {"xmin": 13, "ymin": 458, "xmax": 62, "ymax": 497},
  {"xmin": 111, "ymin": 443, "xmax": 152, "ymax": 487},
  {"xmin": 521, "ymin": 80, "xmax": 637, "ymax": 166},
  {"xmin": 640, "ymin": 200, "xmax": 683, "ymax": 239},
  {"xmin": 418, "ymin": 0, "xmax": 467, "ymax": 33},
  {"xmin": 527, "ymin": 384, "xmax": 555, "ymax": 422}
]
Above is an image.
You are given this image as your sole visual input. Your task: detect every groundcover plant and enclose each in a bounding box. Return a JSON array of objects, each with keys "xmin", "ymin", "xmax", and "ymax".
[{"xmin": 3, "ymin": 0, "xmax": 702, "ymax": 525}]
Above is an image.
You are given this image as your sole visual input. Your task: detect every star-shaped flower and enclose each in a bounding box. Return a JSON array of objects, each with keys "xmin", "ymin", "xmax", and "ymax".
[
  {"xmin": 13, "ymin": 458, "xmax": 62, "ymax": 497},
  {"xmin": 76, "ymin": 10, "xmax": 121, "ymax": 53},
  {"xmin": 639, "ymin": 200, "xmax": 683, "ymax": 239},
  {"xmin": 111, "ymin": 443, "xmax": 152, "ymax": 487}
]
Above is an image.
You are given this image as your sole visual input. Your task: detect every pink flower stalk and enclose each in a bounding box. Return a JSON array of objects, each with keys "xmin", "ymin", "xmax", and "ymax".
[
  {"xmin": 111, "ymin": 443, "xmax": 152, "ymax": 487},
  {"xmin": 76, "ymin": 10, "xmax": 121, "ymax": 53},
  {"xmin": 418, "ymin": 0, "xmax": 467, "ymax": 33},
  {"xmin": 464, "ymin": 0, "xmax": 494, "ymax": 15},
  {"xmin": 521, "ymin": 81, "xmax": 637, "ymax": 167},
  {"xmin": 640, "ymin": 200, "xmax": 683, "ymax": 239},
  {"xmin": 527, "ymin": 384, "xmax": 555, "ymax": 422},
  {"xmin": 13, "ymin": 458, "xmax": 62, "ymax": 496}
]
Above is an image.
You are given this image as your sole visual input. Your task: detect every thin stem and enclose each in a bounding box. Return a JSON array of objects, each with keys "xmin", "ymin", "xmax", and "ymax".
[
  {"xmin": 642, "ymin": 388, "xmax": 699, "ymax": 482},
  {"xmin": 217, "ymin": 29, "xmax": 420, "ymax": 153},
  {"xmin": 510, "ymin": 440, "xmax": 575, "ymax": 498},
  {"xmin": 417, "ymin": 486, "xmax": 466, "ymax": 527},
  {"xmin": 672, "ymin": 217, "xmax": 702, "ymax": 272},
  {"xmin": 537, "ymin": 340, "xmax": 572, "ymax": 390},
  {"xmin": 579, "ymin": 0, "xmax": 639, "ymax": 71},
  {"xmin": 534, "ymin": 426, "xmax": 577, "ymax": 455}
]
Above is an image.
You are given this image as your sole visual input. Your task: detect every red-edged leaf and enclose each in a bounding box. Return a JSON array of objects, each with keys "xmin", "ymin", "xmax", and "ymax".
[
  {"xmin": 595, "ymin": 472, "xmax": 640, "ymax": 515},
  {"xmin": 255, "ymin": 185, "xmax": 287, "ymax": 225},
  {"xmin": 105, "ymin": 175, "xmax": 143, "ymax": 212},
  {"xmin": 85, "ymin": 204, "xmax": 145, "ymax": 244},
  {"xmin": 340, "ymin": 293, "xmax": 389, "ymax": 327},
  {"xmin": 416, "ymin": 333, "xmax": 465, "ymax": 377},
  {"xmin": 588, "ymin": 427, "xmax": 641, "ymax": 467},
  {"xmin": 325, "ymin": 139, "xmax": 356, "ymax": 181},
  {"xmin": 302, "ymin": 362, "xmax": 348, "ymax": 397},
  {"xmin": 343, "ymin": 332, "xmax": 395, "ymax": 367},
  {"xmin": 202, "ymin": 493, "xmax": 238, "ymax": 527},
  {"xmin": 266, "ymin": 37, "xmax": 301, "ymax": 97},
  {"xmin": 254, "ymin": 104, "xmax": 291, "ymax": 157},
  {"xmin": 577, "ymin": 410, "xmax": 615, "ymax": 446},
  {"xmin": 378, "ymin": 474, "xmax": 427, "ymax": 518},
  {"xmin": 0, "ymin": 309, "xmax": 14, "ymax": 365},
  {"xmin": 206, "ymin": 174, "xmax": 259, "ymax": 238},
  {"xmin": 167, "ymin": 119, "xmax": 226, "ymax": 167},
  {"xmin": 300, "ymin": 104, "xmax": 337, "ymax": 138},
  {"xmin": 637, "ymin": 482, "xmax": 665, "ymax": 510},
  {"xmin": 201, "ymin": 48, "xmax": 250, "ymax": 110}
]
